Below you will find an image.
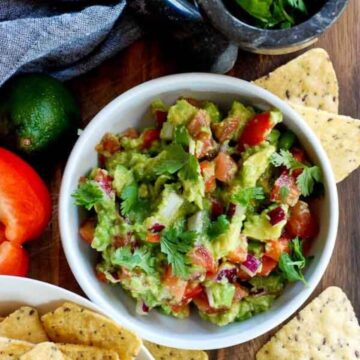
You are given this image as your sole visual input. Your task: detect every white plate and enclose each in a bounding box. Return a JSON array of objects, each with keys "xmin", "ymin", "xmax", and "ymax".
[
  {"xmin": 60, "ymin": 73, "xmax": 338, "ymax": 349},
  {"xmin": 0, "ymin": 276, "xmax": 153, "ymax": 360}
]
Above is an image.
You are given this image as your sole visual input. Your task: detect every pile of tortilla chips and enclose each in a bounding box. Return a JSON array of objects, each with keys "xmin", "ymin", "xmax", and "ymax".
[
  {"xmin": 0, "ymin": 302, "xmax": 141, "ymax": 360},
  {"xmin": 254, "ymin": 48, "xmax": 360, "ymax": 183}
]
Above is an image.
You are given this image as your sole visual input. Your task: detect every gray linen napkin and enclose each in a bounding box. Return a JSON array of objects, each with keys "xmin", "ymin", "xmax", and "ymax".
[{"xmin": 0, "ymin": 1, "xmax": 143, "ymax": 86}]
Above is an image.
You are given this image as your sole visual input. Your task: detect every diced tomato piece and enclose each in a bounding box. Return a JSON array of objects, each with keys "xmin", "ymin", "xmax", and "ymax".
[
  {"xmin": 0, "ymin": 223, "xmax": 7, "ymax": 244},
  {"xmin": 193, "ymin": 291, "xmax": 219, "ymax": 314},
  {"xmin": 146, "ymin": 232, "xmax": 161, "ymax": 243},
  {"xmin": 237, "ymin": 267, "xmax": 252, "ymax": 281},
  {"xmin": 286, "ymin": 200, "xmax": 318, "ymax": 239},
  {"xmin": 212, "ymin": 117, "xmax": 239, "ymax": 143},
  {"xmin": 271, "ymin": 171, "xmax": 300, "ymax": 207},
  {"xmin": 79, "ymin": 218, "xmax": 96, "ymax": 244},
  {"xmin": 265, "ymin": 239, "xmax": 289, "ymax": 261},
  {"xmin": 122, "ymin": 128, "xmax": 139, "ymax": 139},
  {"xmin": 171, "ymin": 303, "xmax": 190, "ymax": 316},
  {"xmin": 189, "ymin": 246, "xmax": 217, "ymax": 275},
  {"xmin": 96, "ymin": 270, "xmax": 107, "ymax": 282},
  {"xmin": 258, "ymin": 256, "xmax": 277, "ymax": 276},
  {"xmin": 187, "ymin": 110, "xmax": 211, "ymax": 140},
  {"xmin": 142, "ymin": 129, "xmax": 160, "ymax": 149},
  {"xmin": 195, "ymin": 138, "xmax": 216, "ymax": 159},
  {"xmin": 163, "ymin": 267, "xmax": 188, "ymax": 303},
  {"xmin": 154, "ymin": 110, "xmax": 168, "ymax": 128},
  {"xmin": 0, "ymin": 241, "xmax": 29, "ymax": 276},
  {"xmin": 182, "ymin": 97, "xmax": 205, "ymax": 108},
  {"xmin": 200, "ymin": 161, "xmax": 216, "ymax": 193},
  {"xmin": 95, "ymin": 133, "xmax": 120, "ymax": 155},
  {"xmin": 183, "ymin": 283, "xmax": 203, "ymax": 301},
  {"xmin": 214, "ymin": 152, "xmax": 238, "ymax": 183},
  {"xmin": 211, "ymin": 198, "xmax": 224, "ymax": 218},
  {"xmin": 0, "ymin": 147, "xmax": 51, "ymax": 245},
  {"xmin": 233, "ymin": 283, "xmax": 249, "ymax": 302},
  {"xmin": 112, "ymin": 233, "xmax": 133, "ymax": 248},
  {"xmin": 291, "ymin": 147, "xmax": 306, "ymax": 163},
  {"xmin": 238, "ymin": 112, "xmax": 272, "ymax": 148},
  {"xmin": 226, "ymin": 246, "xmax": 248, "ymax": 264}
]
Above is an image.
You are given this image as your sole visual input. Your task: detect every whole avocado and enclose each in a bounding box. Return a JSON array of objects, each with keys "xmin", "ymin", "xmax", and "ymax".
[{"xmin": 7, "ymin": 74, "xmax": 80, "ymax": 154}]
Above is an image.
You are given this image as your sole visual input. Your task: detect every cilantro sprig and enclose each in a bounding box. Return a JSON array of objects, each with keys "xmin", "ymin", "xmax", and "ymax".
[
  {"xmin": 112, "ymin": 246, "xmax": 156, "ymax": 274},
  {"xmin": 160, "ymin": 222, "xmax": 197, "ymax": 279},
  {"xmin": 207, "ymin": 215, "xmax": 230, "ymax": 239},
  {"xmin": 72, "ymin": 180, "xmax": 103, "ymax": 210},
  {"xmin": 270, "ymin": 149, "xmax": 323, "ymax": 196},
  {"xmin": 278, "ymin": 237, "xmax": 309, "ymax": 284},
  {"xmin": 153, "ymin": 144, "xmax": 189, "ymax": 175},
  {"xmin": 120, "ymin": 183, "xmax": 150, "ymax": 222},
  {"xmin": 232, "ymin": 187, "xmax": 265, "ymax": 209}
]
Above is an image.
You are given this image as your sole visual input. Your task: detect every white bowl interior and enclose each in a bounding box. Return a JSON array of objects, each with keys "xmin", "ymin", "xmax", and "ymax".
[
  {"xmin": 60, "ymin": 74, "xmax": 338, "ymax": 350},
  {"xmin": 0, "ymin": 276, "xmax": 152, "ymax": 360}
]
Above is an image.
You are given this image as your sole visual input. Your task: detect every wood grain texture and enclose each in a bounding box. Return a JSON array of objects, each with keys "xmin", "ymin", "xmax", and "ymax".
[{"xmin": 27, "ymin": 0, "xmax": 360, "ymax": 359}]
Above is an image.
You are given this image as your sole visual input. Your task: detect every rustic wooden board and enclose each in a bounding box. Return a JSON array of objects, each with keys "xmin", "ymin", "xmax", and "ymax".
[{"xmin": 27, "ymin": 0, "xmax": 360, "ymax": 358}]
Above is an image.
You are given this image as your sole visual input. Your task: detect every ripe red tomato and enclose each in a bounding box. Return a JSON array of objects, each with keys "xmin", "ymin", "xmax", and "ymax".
[
  {"xmin": 286, "ymin": 200, "xmax": 318, "ymax": 239},
  {"xmin": 200, "ymin": 160, "xmax": 216, "ymax": 193},
  {"xmin": 187, "ymin": 110, "xmax": 210, "ymax": 140},
  {"xmin": 214, "ymin": 152, "xmax": 238, "ymax": 183},
  {"xmin": 265, "ymin": 238, "xmax": 290, "ymax": 261},
  {"xmin": 258, "ymin": 256, "xmax": 277, "ymax": 276},
  {"xmin": 238, "ymin": 112, "xmax": 272, "ymax": 148},
  {"xmin": 183, "ymin": 283, "xmax": 203, "ymax": 301},
  {"xmin": 0, "ymin": 147, "xmax": 51, "ymax": 244},
  {"xmin": 163, "ymin": 267, "xmax": 188, "ymax": 303},
  {"xmin": 189, "ymin": 246, "xmax": 217, "ymax": 275},
  {"xmin": 145, "ymin": 232, "xmax": 161, "ymax": 243},
  {"xmin": 0, "ymin": 241, "xmax": 29, "ymax": 276},
  {"xmin": 212, "ymin": 117, "xmax": 239, "ymax": 143},
  {"xmin": 142, "ymin": 129, "xmax": 160, "ymax": 149},
  {"xmin": 79, "ymin": 218, "xmax": 96, "ymax": 244}
]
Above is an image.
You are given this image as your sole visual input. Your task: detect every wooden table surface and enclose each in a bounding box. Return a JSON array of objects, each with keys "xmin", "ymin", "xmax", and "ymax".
[{"xmin": 28, "ymin": 0, "xmax": 360, "ymax": 358}]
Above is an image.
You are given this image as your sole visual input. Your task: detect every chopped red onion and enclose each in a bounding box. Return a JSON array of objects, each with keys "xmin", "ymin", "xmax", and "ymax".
[
  {"xmin": 216, "ymin": 268, "xmax": 237, "ymax": 283},
  {"xmin": 149, "ymin": 223, "xmax": 165, "ymax": 232},
  {"xmin": 227, "ymin": 203, "xmax": 236, "ymax": 218},
  {"xmin": 211, "ymin": 199, "xmax": 224, "ymax": 219},
  {"xmin": 268, "ymin": 207, "xmax": 286, "ymax": 225},
  {"xmin": 240, "ymin": 254, "xmax": 262, "ymax": 277},
  {"xmin": 136, "ymin": 300, "xmax": 149, "ymax": 315}
]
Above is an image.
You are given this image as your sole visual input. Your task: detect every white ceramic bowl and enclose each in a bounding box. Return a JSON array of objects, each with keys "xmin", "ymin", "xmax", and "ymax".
[
  {"xmin": 60, "ymin": 74, "xmax": 338, "ymax": 350},
  {"xmin": 0, "ymin": 276, "xmax": 153, "ymax": 360}
]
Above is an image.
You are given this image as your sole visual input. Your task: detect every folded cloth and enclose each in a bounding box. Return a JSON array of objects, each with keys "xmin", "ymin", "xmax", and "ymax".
[{"xmin": 0, "ymin": 0, "xmax": 143, "ymax": 86}]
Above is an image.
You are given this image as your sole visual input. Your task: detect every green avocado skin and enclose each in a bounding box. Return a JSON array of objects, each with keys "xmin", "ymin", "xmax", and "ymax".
[{"xmin": 8, "ymin": 74, "xmax": 80, "ymax": 153}]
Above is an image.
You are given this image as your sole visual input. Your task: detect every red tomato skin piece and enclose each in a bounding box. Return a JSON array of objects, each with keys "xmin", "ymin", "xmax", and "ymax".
[
  {"xmin": 238, "ymin": 112, "xmax": 272, "ymax": 148},
  {"xmin": 142, "ymin": 129, "xmax": 160, "ymax": 149},
  {"xmin": 0, "ymin": 148, "xmax": 51, "ymax": 244},
  {"xmin": 214, "ymin": 152, "xmax": 238, "ymax": 183},
  {"xmin": 0, "ymin": 241, "xmax": 29, "ymax": 276}
]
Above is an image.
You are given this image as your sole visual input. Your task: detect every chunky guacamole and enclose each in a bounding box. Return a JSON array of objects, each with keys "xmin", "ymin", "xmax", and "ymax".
[{"xmin": 73, "ymin": 97, "xmax": 322, "ymax": 326}]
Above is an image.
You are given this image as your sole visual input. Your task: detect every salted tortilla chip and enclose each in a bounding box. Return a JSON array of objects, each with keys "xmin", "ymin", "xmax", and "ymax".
[
  {"xmin": 254, "ymin": 48, "xmax": 339, "ymax": 113},
  {"xmin": 144, "ymin": 341, "xmax": 208, "ymax": 360},
  {"xmin": 290, "ymin": 102, "xmax": 360, "ymax": 182},
  {"xmin": 20, "ymin": 342, "xmax": 66, "ymax": 360},
  {"xmin": 0, "ymin": 318, "xmax": 4, "ymax": 322},
  {"xmin": 41, "ymin": 302, "xmax": 141, "ymax": 360},
  {"xmin": 0, "ymin": 306, "xmax": 48, "ymax": 343},
  {"xmin": 57, "ymin": 344, "xmax": 119, "ymax": 360},
  {"xmin": 0, "ymin": 337, "xmax": 34, "ymax": 359},
  {"xmin": 257, "ymin": 287, "xmax": 360, "ymax": 360}
]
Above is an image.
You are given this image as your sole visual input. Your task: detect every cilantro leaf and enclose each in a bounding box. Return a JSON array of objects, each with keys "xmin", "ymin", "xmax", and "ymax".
[
  {"xmin": 153, "ymin": 144, "xmax": 189, "ymax": 175},
  {"xmin": 112, "ymin": 246, "xmax": 155, "ymax": 274},
  {"xmin": 286, "ymin": 0, "xmax": 307, "ymax": 13},
  {"xmin": 232, "ymin": 187, "xmax": 265, "ymax": 208},
  {"xmin": 279, "ymin": 237, "xmax": 307, "ymax": 284},
  {"xmin": 160, "ymin": 224, "xmax": 196, "ymax": 279},
  {"xmin": 72, "ymin": 180, "xmax": 103, "ymax": 210},
  {"xmin": 181, "ymin": 154, "xmax": 199, "ymax": 180},
  {"xmin": 280, "ymin": 186, "xmax": 290, "ymax": 202},
  {"xmin": 271, "ymin": 149, "xmax": 323, "ymax": 197},
  {"xmin": 207, "ymin": 215, "xmax": 230, "ymax": 239},
  {"xmin": 296, "ymin": 166, "xmax": 323, "ymax": 196},
  {"xmin": 270, "ymin": 149, "xmax": 303, "ymax": 169},
  {"xmin": 120, "ymin": 183, "xmax": 138, "ymax": 216}
]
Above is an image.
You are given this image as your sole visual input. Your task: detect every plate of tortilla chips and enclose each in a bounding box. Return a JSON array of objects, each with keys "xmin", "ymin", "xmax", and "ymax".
[{"xmin": 0, "ymin": 276, "xmax": 153, "ymax": 360}]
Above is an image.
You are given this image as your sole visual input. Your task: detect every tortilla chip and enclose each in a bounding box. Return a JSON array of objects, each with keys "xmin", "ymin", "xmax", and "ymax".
[
  {"xmin": 290, "ymin": 102, "xmax": 360, "ymax": 182},
  {"xmin": 57, "ymin": 344, "xmax": 119, "ymax": 360},
  {"xmin": 0, "ymin": 318, "xmax": 4, "ymax": 322},
  {"xmin": 0, "ymin": 337, "xmax": 34, "ymax": 359},
  {"xmin": 254, "ymin": 48, "xmax": 339, "ymax": 113},
  {"xmin": 144, "ymin": 341, "xmax": 208, "ymax": 360},
  {"xmin": 41, "ymin": 302, "xmax": 141, "ymax": 360},
  {"xmin": 20, "ymin": 342, "xmax": 66, "ymax": 360},
  {"xmin": 256, "ymin": 287, "xmax": 360, "ymax": 360},
  {"xmin": 0, "ymin": 306, "xmax": 48, "ymax": 343}
]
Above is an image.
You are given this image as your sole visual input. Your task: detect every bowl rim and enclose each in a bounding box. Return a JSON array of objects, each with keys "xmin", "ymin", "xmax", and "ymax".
[
  {"xmin": 0, "ymin": 275, "xmax": 153, "ymax": 360},
  {"xmin": 59, "ymin": 73, "xmax": 339, "ymax": 349}
]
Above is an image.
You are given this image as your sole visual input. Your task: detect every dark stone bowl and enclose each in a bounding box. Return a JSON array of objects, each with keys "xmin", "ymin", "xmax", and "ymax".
[{"xmin": 197, "ymin": 0, "xmax": 349, "ymax": 54}]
